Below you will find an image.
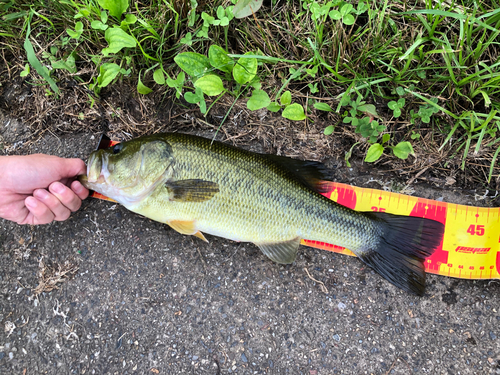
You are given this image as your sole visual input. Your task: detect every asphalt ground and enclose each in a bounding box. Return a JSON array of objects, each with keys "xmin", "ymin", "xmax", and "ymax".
[{"xmin": 1, "ymin": 118, "xmax": 500, "ymax": 374}]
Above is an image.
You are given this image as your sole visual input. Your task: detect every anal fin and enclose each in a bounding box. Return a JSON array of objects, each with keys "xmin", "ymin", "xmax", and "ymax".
[{"xmin": 256, "ymin": 238, "xmax": 301, "ymax": 264}]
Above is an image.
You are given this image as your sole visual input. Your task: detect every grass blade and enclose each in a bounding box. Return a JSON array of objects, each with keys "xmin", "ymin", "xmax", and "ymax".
[{"xmin": 24, "ymin": 11, "xmax": 59, "ymax": 95}]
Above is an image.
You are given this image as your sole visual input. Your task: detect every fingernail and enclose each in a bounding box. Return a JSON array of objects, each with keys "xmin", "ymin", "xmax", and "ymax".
[
  {"xmin": 73, "ymin": 181, "xmax": 83, "ymax": 193},
  {"xmin": 34, "ymin": 189, "xmax": 49, "ymax": 200},
  {"xmin": 25, "ymin": 197, "xmax": 38, "ymax": 209},
  {"xmin": 51, "ymin": 182, "xmax": 65, "ymax": 194}
]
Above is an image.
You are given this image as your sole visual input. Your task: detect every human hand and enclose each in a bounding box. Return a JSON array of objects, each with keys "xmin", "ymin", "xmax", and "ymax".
[{"xmin": 0, "ymin": 154, "xmax": 89, "ymax": 225}]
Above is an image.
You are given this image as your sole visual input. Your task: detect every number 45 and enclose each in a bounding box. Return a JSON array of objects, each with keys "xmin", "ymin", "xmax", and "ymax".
[{"xmin": 467, "ymin": 224, "xmax": 484, "ymax": 236}]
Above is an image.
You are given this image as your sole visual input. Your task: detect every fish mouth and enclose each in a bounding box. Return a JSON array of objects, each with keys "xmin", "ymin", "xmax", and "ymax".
[
  {"xmin": 78, "ymin": 174, "xmax": 90, "ymax": 189},
  {"xmin": 85, "ymin": 150, "xmax": 111, "ymax": 184}
]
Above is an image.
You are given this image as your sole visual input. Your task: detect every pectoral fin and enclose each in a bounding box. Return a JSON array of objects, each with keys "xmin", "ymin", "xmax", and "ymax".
[
  {"xmin": 256, "ymin": 238, "xmax": 301, "ymax": 264},
  {"xmin": 166, "ymin": 179, "xmax": 219, "ymax": 202}
]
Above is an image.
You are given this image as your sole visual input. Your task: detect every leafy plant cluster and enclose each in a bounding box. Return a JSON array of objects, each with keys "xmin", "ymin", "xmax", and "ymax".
[
  {"xmin": 171, "ymin": 47, "xmax": 306, "ymax": 121},
  {"xmin": 317, "ymin": 92, "xmax": 414, "ymax": 162},
  {"xmin": 8, "ymin": 0, "xmax": 500, "ymax": 178}
]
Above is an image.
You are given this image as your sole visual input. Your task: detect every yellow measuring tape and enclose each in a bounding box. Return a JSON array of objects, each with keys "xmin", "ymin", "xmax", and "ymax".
[
  {"xmin": 303, "ymin": 182, "xmax": 500, "ymax": 280},
  {"xmin": 91, "ymin": 137, "xmax": 500, "ymax": 280}
]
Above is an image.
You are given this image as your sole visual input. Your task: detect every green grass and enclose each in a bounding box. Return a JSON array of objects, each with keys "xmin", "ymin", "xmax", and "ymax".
[{"xmin": 0, "ymin": 0, "xmax": 499, "ymax": 184}]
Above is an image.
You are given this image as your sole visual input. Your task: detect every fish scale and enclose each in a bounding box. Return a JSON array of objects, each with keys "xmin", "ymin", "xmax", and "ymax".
[
  {"xmin": 136, "ymin": 133, "xmax": 373, "ymax": 249},
  {"xmin": 80, "ymin": 133, "xmax": 445, "ymax": 295}
]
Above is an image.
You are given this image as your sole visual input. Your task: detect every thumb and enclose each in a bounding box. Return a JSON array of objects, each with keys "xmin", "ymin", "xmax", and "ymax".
[{"xmin": 58, "ymin": 158, "xmax": 87, "ymax": 179}]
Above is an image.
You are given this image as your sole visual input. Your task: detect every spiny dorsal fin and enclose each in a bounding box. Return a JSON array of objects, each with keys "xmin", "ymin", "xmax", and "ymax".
[
  {"xmin": 265, "ymin": 155, "xmax": 330, "ymax": 193},
  {"xmin": 256, "ymin": 238, "xmax": 301, "ymax": 264},
  {"xmin": 166, "ymin": 179, "xmax": 219, "ymax": 202}
]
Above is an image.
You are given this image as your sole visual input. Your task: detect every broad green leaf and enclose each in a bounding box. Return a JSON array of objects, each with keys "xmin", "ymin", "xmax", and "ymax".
[
  {"xmin": 201, "ymin": 12, "xmax": 215, "ymax": 26},
  {"xmin": 67, "ymin": 21, "xmax": 83, "ymax": 39},
  {"xmin": 97, "ymin": 63, "xmax": 121, "ymax": 87},
  {"xmin": 217, "ymin": 6, "xmax": 225, "ymax": 19},
  {"xmin": 343, "ymin": 14, "xmax": 355, "ymax": 25},
  {"xmin": 102, "ymin": 27, "xmax": 136, "ymax": 56},
  {"xmin": 388, "ymin": 101, "xmax": 397, "ymax": 110},
  {"xmin": 219, "ymin": 17, "xmax": 229, "ymax": 26},
  {"xmin": 329, "ymin": 9, "xmax": 341, "ymax": 20},
  {"xmin": 391, "ymin": 141, "xmax": 414, "ymax": 160},
  {"xmin": 396, "ymin": 87, "xmax": 405, "ymax": 96},
  {"xmin": 199, "ymin": 98, "xmax": 207, "ymax": 113},
  {"xmin": 397, "ymin": 98, "xmax": 405, "ymax": 107},
  {"xmin": 314, "ymin": 102, "xmax": 332, "ymax": 112},
  {"xmin": 75, "ymin": 8, "xmax": 90, "ymax": 18},
  {"xmin": 247, "ymin": 89, "xmax": 270, "ymax": 111},
  {"xmin": 324, "ymin": 125, "xmax": 335, "ymax": 135},
  {"xmin": 308, "ymin": 83, "xmax": 319, "ymax": 94},
  {"xmin": 194, "ymin": 74, "xmax": 224, "ymax": 96},
  {"xmin": 167, "ymin": 72, "xmax": 185, "ymax": 98},
  {"xmin": 233, "ymin": 52, "xmax": 257, "ymax": 84},
  {"xmin": 100, "ymin": 10, "xmax": 108, "ymax": 23},
  {"xmin": 188, "ymin": 0, "xmax": 198, "ymax": 26},
  {"xmin": 174, "ymin": 52, "xmax": 211, "ymax": 78},
  {"xmin": 382, "ymin": 133, "xmax": 391, "ymax": 144},
  {"xmin": 180, "ymin": 32, "xmax": 193, "ymax": 46},
  {"xmin": 267, "ymin": 102, "xmax": 281, "ymax": 112},
  {"xmin": 226, "ymin": 6, "xmax": 235, "ymax": 20},
  {"xmin": 91, "ymin": 20, "xmax": 108, "ymax": 30},
  {"xmin": 340, "ymin": 3, "xmax": 353, "ymax": 16},
  {"xmin": 233, "ymin": 0, "xmax": 263, "ymax": 19},
  {"xmin": 137, "ymin": 73, "xmax": 153, "ymax": 94},
  {"xmin": 249, "ymin": 80, "xmax": 261, "ymax": 89},
  {"xmin": 364, "ymin": 143, "xmax": 384, "ymax": 162},
  {"xmin": 121, "ymin": 14, "xmax": 137, "ymax": 25},
  {"xmin": 184, "ymin": 91, "xmax": 201, "ymax": 104},
  {"xmin": 197, "ymin": 27, "xmax": 209, "ymax": 38},
  {"xmin": 51, "ymin": 53, "xmax": 77, "ymax": 73},
  {"xmin": 153, "ymin": 68, "xmax": 165, "ymax": 85},
  {"xmin": 393, "ymin": 108, "xmax": 402, "ymax": 117},
  {"xmin": 20, "ymin": 64, "xmax": 30, "ymax": 77},
  {"xmin": 209, "ymin": 45, "xmax": 234, "ymax": 73},
  {"xmin": 357, "ymin": 103, "xmax": 378, "ymax": 117},
  {"xmin": 280, "ymin": 91, "xmax": 292, "ymax": 106},
  {"xmin": 97, "ymin": 0, "xmax": 128, "ymax": 19},
  {"xmin": 167, "ymin": 71, "xmax": 185, "ymax": 87},
  {"xmin": 282, "ymin": 103, "xmax": 306, "ymax": 121}
]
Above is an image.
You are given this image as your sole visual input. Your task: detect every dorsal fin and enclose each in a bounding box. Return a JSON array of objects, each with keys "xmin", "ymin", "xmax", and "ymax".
[{"xmin": 265, "ymin": 154, "xmax": 330, "ymax": 193}]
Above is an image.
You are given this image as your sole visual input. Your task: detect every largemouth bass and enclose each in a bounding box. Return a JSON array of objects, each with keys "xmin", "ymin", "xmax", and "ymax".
[{"xmin": 80, "ymin": 133, "xmax": 445, "ymax": 295}]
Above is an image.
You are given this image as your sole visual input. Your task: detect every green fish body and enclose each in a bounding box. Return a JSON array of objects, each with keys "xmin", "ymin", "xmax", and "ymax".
[{"xmin": 80, "ymin": 133, "xmax": 444, "ymax": 295}]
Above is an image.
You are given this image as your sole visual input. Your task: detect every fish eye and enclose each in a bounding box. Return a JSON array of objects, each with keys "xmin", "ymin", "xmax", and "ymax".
[{"xmin": 112, "ymin": 144, "xmax": 123, "ymax": 154}]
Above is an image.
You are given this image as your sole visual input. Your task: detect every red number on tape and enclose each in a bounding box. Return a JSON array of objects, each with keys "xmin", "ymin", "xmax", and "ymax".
[{"xmin": 467, "ymin": 224, "xmax": 485, "ymax": 236}]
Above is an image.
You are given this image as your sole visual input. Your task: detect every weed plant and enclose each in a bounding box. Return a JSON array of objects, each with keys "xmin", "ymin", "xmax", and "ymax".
[{"xmin": 0, "ymin": 0, "xmax": 499, "ymax": 184}]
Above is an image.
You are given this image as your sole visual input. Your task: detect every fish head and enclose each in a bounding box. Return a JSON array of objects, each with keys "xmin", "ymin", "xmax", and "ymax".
[{"xmin": 80, "ymin": 138, "xmax": 174, "ymax": 205}]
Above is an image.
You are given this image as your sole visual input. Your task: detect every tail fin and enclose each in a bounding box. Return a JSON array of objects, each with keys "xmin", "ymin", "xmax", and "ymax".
[{"xmin": 358, "ymin": 212, "xmax": 445, "ymax": 296}]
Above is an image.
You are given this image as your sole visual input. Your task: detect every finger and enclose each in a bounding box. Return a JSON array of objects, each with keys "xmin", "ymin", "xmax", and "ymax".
[
  {"xmin": 49, "ymin": 182, "xmax": 82, "ymax": 213},
  {"xmin": 24, "ymin": 196, "xmax": 55, "ymax": 225},
  {"xmin": 34, "ymin": 187, "xmax": 72, "ymax": 221},
  {"xmin": 70, "ymin": 180, "xmax": 89, "ymax": 200}
]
